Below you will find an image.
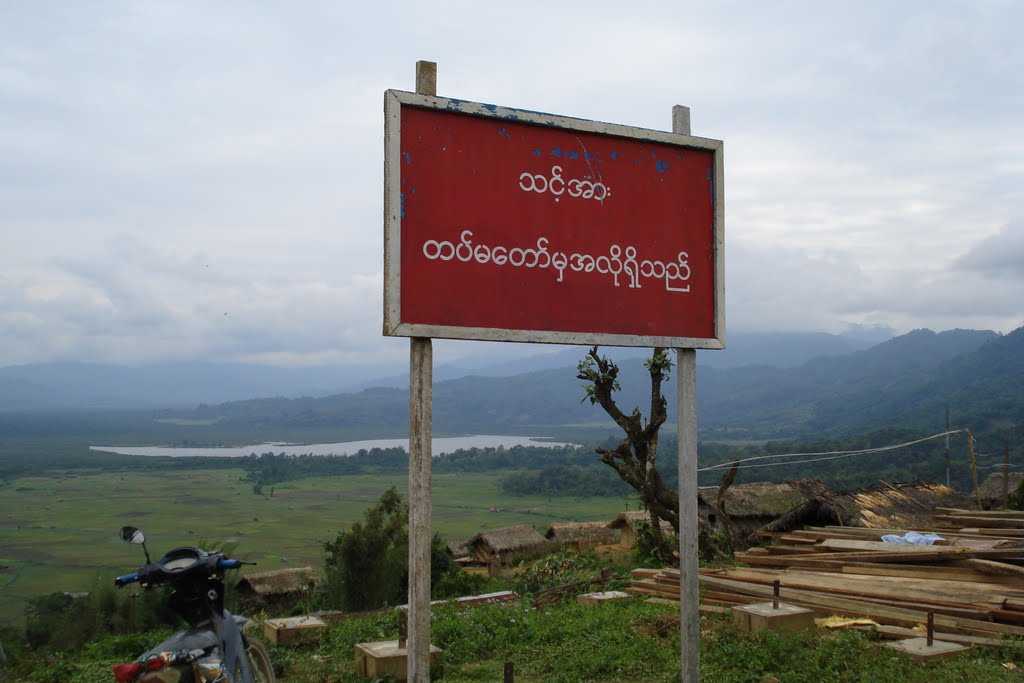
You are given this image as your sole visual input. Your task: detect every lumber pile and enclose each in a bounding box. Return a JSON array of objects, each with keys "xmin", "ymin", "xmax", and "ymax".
[
  {"xmin": 934, "ymin": 506, "xmax": 1024, "ymax": 534},
  {"xmin": 628, "ymin": 520, "xmax": 1024, "ymax": 643}
]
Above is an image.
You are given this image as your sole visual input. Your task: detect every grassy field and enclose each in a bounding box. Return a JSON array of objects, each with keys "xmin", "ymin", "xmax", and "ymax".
[
  {"xmin": 10, "ymin": 599, "xmax": 1024, "ymax": 682},
  {"xmin": 0, "ymin": 468, "xmax": 634, "ymax": 625}
]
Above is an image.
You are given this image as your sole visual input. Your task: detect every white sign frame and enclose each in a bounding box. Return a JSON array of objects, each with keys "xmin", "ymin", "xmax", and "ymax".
[{"xmin": 383, "ymin": 89, "xmax": 726, "ymax": 350}]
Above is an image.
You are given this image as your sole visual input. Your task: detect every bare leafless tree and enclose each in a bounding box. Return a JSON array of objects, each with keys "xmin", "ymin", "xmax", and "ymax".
[
  {"xmin": 578, "ymin": 346, "xmax": 737, "ymax": 560},
  {"xmin": 577, "ymin": 346, "xmax": 679, "ymax": 555}
]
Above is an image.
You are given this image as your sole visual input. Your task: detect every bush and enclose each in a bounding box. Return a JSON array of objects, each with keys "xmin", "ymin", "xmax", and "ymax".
[
  {"xmin": 320, "ymin": 487, "xmax": 460, "ymax": 611},
  {"xmin": 1009, "ymin": 479, "xmax": 1024, "ymax": 510},
  {"xmin": 513, "ymin": 550, "xmax": 622, "ymax": 595}
]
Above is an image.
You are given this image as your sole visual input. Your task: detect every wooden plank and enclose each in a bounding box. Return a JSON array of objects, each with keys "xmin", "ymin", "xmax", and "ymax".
[
  {"xmin": 819, "ymin": 538, "xmax": 1016, "ymax": 553},
  {"xmin": 704, "ymin": 568, "xmax": 1008, "ymax": 616},
  {"xmin": 938, "ymin": 508, "xmax": 1024, "ymax": 519},
  {"xmin": 839, "ymin": 563, "xmax": 1024, "ymax": 587},
  {"xmin": 744, "ymin": 546, "xmax": 1024, "ymax": 565},
  {"xmin": 959, "ymin": 528, "xmax": 1024, "ymax": 538},
  {"xmin": 850, "ymin": 624, "xmax": 1022, "ymax": 649},
  {"xmin": 699, "ymin": 574, "xmax": 1024, "ymax": 637},
  {"xmin": 936, "ymin": 515, "xmax": 1024, "ymax": 528},
  {"xmin": 802, "ymin": 526, "xmax": 1021, "ymax": 542},
  {"xmin": 959, "ymin": 559, "xmax": 1024, "ymax": 578}
]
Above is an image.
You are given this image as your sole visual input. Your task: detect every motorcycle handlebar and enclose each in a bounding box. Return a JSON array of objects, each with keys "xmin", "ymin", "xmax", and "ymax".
[
  {"xmin": 115, "ymin": 556, "xmax": 247, "ymax": 588},
  {"xmin": 114, "ymin": 572, "xmax": 141, "ymax": 587}
]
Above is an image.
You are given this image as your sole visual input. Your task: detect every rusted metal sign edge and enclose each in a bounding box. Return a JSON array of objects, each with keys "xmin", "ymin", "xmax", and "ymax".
[{"xmin": 383, "ymin": 89, "xmax": 726, "ymax": 350}]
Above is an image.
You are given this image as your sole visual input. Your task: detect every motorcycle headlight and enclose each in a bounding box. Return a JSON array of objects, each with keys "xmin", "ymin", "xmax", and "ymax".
[{"xmin": 193, "ymin": 656, "xmax": 226, "ymax": 682}]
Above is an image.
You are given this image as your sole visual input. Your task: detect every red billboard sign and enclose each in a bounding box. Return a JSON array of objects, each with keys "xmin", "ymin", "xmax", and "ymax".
[{"xmin": 384, "ymin": 90, "xmax": 724, "ymax": 348}]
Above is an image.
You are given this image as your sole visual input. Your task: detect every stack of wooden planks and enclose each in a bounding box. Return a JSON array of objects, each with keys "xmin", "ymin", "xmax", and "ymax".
[
  {"xmin": 934, "ymin": 506, "xmax": 1024, "ymax": 537},
  {"xmin": 628, "ymin": 522, "xmax": 1024, "ymax": 645}
]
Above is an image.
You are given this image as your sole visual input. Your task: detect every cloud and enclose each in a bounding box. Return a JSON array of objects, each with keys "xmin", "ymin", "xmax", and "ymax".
[
  {"xmin": 0, "ymin": 235, "xmax": 401, "ymax": 366},
  {"xmin": 954, "ymin": 223, "xmax": 1024, "ymax": 279},
  {"xmin": 1, "ymin": 2, "xmax": 1023, "ymax": 366}
]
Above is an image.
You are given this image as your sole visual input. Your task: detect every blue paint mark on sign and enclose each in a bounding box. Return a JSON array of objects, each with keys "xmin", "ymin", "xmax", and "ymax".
[
  {"xmin": 584, "ymin": 151, "xmax": 594, "ymax": 161},
  {"xmin": 400, "ymin": 192, "xmax": 406, "ymax": 219},
  {"xmin": 402, "ymin": 151, "xmax": 412, "ymax": 165},
  {"xmin": 655, "ymin": 160, "xmax": 669, "ymax": 174},
  {"xmin": 551, "ymin": 147, "xmax": 562, "ymax": 158},
  {"xmin": 566, "ymin": 150, "xmax": 579, "ymax": 160},
  {"xmin": 610, "ymin": 151, "xmax": 619, "ymax": 160}
]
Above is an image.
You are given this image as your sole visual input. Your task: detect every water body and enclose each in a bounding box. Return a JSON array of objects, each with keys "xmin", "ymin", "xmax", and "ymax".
[{"xmin": 90, "ymin": 434, "xmax": 578, "ymax": 458}]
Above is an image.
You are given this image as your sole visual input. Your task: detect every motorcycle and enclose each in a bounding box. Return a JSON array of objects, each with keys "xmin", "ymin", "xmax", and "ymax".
[{"xmin": 111, "ymin": 526, "xmax": 275, "ymax": 683}]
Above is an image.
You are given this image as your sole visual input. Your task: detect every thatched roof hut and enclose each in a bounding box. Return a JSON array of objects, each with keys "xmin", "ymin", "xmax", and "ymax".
[
  {"xmin": 467, "ymin": 525, "xmax": 553, "ymax": 567},
  {"xmin": 707, "ymin": 480, "xmax": 832, "ymax": 518},
  {"xmin": 544, "ymin": 521, "xmax": 620, "ymax": 549},
  {"xmin": 236, "ymin": 567, "xmax": 319, "ymax": 610},
  {"xmin": 446, "ymin": 539, "xmax": 470, "ymax": 559},
  {"xmin": 699, "ymin": 480, "xmax": 835, "ymax": 545},
  {"xmin": 978, "ymin": 472, "xmax": 1024, "ymax": 507},
  {"xmin": 607, "ymin": 511, "xmax": 675, "ymax": 547},
  {"xmin": 824, "ymin": 482, "xmax": 966, "ymax": 529}
]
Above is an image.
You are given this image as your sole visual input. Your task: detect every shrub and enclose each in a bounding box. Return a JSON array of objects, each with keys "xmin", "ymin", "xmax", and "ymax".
[{"xmin": 320, "ymin": 487, "xmax": 459, "ymax": 611}]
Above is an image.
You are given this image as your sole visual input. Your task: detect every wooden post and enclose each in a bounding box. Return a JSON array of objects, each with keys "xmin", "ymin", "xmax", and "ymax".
[
  {"xmin": 503, "ymin": 661, "xmax": 514, "ymax": 683},
  {"xmin": 676, "ymin": 346, "xmax": 699, "ymax": 683},
  {"xmin": 673, "ymin": 102, "xmax": 699, "ymax": 683},
  {"xmin": 1004, "ymin": 440, "xmax": 1011, "ymax": 510},
  {"xmin": 408, "ymin": 59, "xmax": 437, "ymax": 683},
  {"xmin": 945, "ymin": 407, "xmax": 951, "ymax": 488},
  {"xmin": 968, "ymin": 431, "xmax": 980, "ymax": 510}
]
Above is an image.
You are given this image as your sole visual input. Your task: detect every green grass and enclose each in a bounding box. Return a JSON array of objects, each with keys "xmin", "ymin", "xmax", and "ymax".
[
  {"xmin": 0, "ymin": 468, "xmax": 634, "ymax": 624},
  {"xmin": 10, "ymin": 599, "xmax": 1024, "ymax": 682}
]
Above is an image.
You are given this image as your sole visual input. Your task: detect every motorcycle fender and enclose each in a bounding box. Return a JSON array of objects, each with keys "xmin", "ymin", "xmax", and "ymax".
[{"xmin": 139, "ymin": 665, "xmax": 192, "ymax": 683}]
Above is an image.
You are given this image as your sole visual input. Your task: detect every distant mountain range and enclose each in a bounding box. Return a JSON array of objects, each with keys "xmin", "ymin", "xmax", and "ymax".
[
  {"xmin": 0, "ymin": 329, "xmax": 891, "ymax": 412},
  {"xmin": 158, "ymin": 326, "xmax": 1022, "ymax": 441}
]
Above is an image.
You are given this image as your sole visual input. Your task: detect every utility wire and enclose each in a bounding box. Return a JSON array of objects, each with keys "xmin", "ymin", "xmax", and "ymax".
[{"xmin": 697, "ymin": 429, "xmax": 965, "ymax": 473}]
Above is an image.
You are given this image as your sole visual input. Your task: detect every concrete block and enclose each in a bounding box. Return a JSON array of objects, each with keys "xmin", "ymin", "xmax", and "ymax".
[
  {"xmin": 885, "ymin": 637, "xmax": 970, "ymax": 662},
  {"xmin": 731, "ymin": 602, "xmax": 815, "ymax": 634},
  {"xmin": 262, "ymin": 615, "xmax": 326, "ymax": 645},
  {"xmin": 577, "ymin": 590, "xmax": 631, "ymax": 605},
  {"xmin": 354, "ymin": 640, "xmax": 442, "ymax": 681}
]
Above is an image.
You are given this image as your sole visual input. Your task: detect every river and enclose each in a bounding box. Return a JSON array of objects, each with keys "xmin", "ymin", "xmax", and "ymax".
[{"xmin": 89, "ymin": 434, "xmax": 578, "ymax": 458}]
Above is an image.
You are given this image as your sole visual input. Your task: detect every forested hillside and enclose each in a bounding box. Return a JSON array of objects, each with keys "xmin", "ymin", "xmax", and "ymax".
[{"xmin": 163, "ymin": 327, "xmax": 1016, "ymax": 441}]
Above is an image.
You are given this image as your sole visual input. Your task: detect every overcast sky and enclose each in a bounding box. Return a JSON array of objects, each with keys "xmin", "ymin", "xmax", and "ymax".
[{"xmin": 1, "ymin": 2, "xmax": 1022, "ymax": 368}]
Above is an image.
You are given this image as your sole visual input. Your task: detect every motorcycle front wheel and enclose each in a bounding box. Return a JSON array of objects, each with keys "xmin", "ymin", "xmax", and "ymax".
[{"xmin": 246, "ymin": 639, "xmax": 276, "ymax": 683}]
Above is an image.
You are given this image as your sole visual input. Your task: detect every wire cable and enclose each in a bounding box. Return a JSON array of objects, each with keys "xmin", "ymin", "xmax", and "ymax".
[{"xmin": 697, "ymin": 429, "xmax": 965, "ymax": 473}]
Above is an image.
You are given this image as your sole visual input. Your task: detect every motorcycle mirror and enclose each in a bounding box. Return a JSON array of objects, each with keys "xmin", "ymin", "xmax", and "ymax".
[
  {"xmin": 120, "ymin": 526, "xmax": 145, "ymax": 545},
  {"xmin": 120, "ymin": 526, "xmax": 152, "ymax": 564}
]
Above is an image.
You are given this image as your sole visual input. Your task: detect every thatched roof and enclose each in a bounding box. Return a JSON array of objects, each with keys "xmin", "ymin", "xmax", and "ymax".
[
  {"xmin": 545, "ymin": 521, "xmax": 620, "ymax": 545},
  {"xmin": 468, "ymin": 525, "xmax": 550, "ymax": 555},
  {"xmin": 825, "ymin": 482, "xmax": 966, "ymax": 529},
  {"xmin": 607, "ymin": 511, "xmax": 674, "ymax": 534},
  {"xmin": 702, "ymin": 480, "xmax": 832, "ymax": 519},
  {"xmin": 236, "ymin": 567, "xmax": 319, "ymax": 597},
  {"xmin": 978, "ymin": 472, "xmax": 1024, "ymax": 502},
  {"xmin": 446, "ymin": 539, "xmax": 470, "ymax": 557}
]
